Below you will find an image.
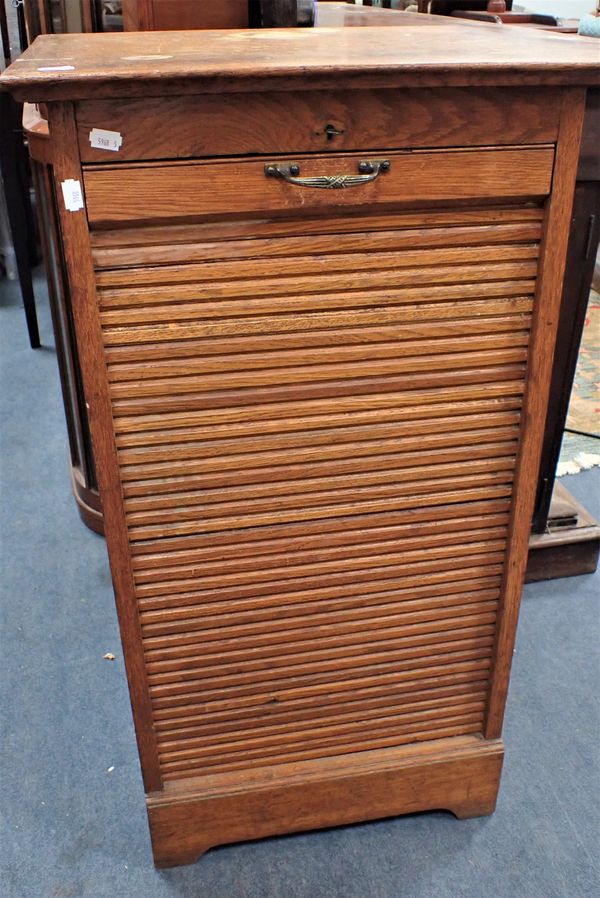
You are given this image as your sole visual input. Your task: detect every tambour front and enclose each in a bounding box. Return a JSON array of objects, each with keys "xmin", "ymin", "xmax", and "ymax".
[{"xmin": 2, "ymin": 24, "xmax": 597, "ymax": 867}]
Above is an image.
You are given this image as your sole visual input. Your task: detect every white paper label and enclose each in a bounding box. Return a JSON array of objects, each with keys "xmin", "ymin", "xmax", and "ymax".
[
  {"xmin": 61, "ymin": 179, "xmax": 84, "ymax": 212},
  {"xmin": 89, "ymin": 128, "xmax": 123, "ymax": 152}
]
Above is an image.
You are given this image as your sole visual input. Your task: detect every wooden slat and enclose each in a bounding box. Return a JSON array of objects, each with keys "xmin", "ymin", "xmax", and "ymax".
[
  {"xmin": 157, "ymin": 690, "xmax": 488, "ymax": 752},
  {"xmin": 144, "ymin": 576, "xmax": 500, "ymax": 667},
  {"xmin": 160, "ymin": 720, "xmax": 484, "ymax": 780},
  {"xmin": 157, "ymin": 703, "xmax": 488, "ymax": 766},
  {"xmin": 103, "ymin": 299, "xmax": 534, "ymax": 352},
  {"xmin": 131, "ymin": 497, "xmax": 512, "ymax": 559},
  {"xmin": 93, "ymin": 221, "xmax": 543, "ymax": 270},
  {"xmin": 133, "ymin": 541, "xmax": 506, "ymax": 603},
  {"xmin": 109, "ymin": 350, "xmax": 528, "ymax": 399},
  {"xmin": 142, "ymin": 596, "xmax": 501, "ymax": 648},
  {"xmin": 140, "ymin": 576, "xmax": 502, "ymax": 636},
  {"xmin": 149, "ymin": 646, "xmax": 494, "ymax": 708},
  {"xmin": 126, "ymin": 482, "xmax": 512, "ymax": 533},
  {"xmin": 151, "ymin": 658, "xmax": 493, "ymax": 720},
  {"xmin": 156, "ymin": 705, "xmax": 482, "ymax": 770},
  {"xmin": 146, "ymin": 628, "xmax": 497, "ymax": 688},
  {"xmin": 135, "ymin": 536, "xmax": 507, "ymax": 599},
  {"xmin": 132, "ymin": 530, "xmax": 507, "ymax": 584},
  {"xmin": 117, "ymin": 409, "xmax": 521, "ymax": 468},
  {"xmin": 145, "ymin": 604, "xmax": 499, "ymax": 671},
  {"xmin": 126, "ymin": 463, "xmax": 513, "ymax": 516},
  {"xmin": 108, "ymin": 323, "xmax": 532, "ymax": 380},
  {"xmin": 128, "ymin": 489, "xmax": 514, "ymax": 540},
  {"xmin": 120, "ymin": 423, "xmax": 519, "ymax": 482},
  {"xmin": 125, "ymin": 443, "xmax": 518, "ymax": 502},
  {"xmin": 116, "ymin": 394, "xmax": 523, "ymax": 450},
  {"xmin": 113, "ymin": 365, "xmax": 527, "ymax": 417},
  {"xmin": 146, "ymin": 628, "xmax": 495, "ymax": 686},
  {"xmin": 98, "ymin": 262, "xmax": 538, "ymax": 316},
  {"xmin": 148, "ymin": 646, "xmax": 496, "ymax": 719},
  {"xmin": 132, "ymin": 543, "xmax": 509, "ymax": 620},
  {"xmin": 142, "ymin": 615, "xmax": 499, "ymax": 667},
  {"xmin": 95, "ymin": 243, "xmax": 539, "ymax": 289},
  {"xmin": 126, "ymin": 475, "xmax": 514, "ymax": 534},
  {"xmin": 106, "ymin": 315, "xmax": 532, "ymax": 366},
  {"xmin": 115, "ymin": 379, "xmax": 523, "ymax": 436},
  {"xmin": 154, "ymin": 678, "xmax": 489, "ymax": 736},
  {"xmin": 155, "ymin": 705, "xmax": 486, "ymax": 763},
  {"xmin": 89, "ymin": 206, "xmax": 546, "ymax": 250},
  {"xmin": 126, "ymin": 342, "xmax": 527, "ymax": 392},
  {"xmin": 154, "ymin": 676, "xmax": 490, "ymax": 734},
  {"xmin": 146, "ymin": 627, "xmax": 496, "ymax": 678}
]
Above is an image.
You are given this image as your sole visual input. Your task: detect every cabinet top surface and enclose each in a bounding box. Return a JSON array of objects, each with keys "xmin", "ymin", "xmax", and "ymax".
[{"xmin": 2, "ymin": 18, "xmax": 599, "ymax": 101}]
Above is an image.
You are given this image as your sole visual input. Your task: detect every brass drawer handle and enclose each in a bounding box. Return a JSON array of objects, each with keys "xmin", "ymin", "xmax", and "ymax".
[{"xmin": 264, "ymin": 159, "xmax": 391, "ymax": 189}]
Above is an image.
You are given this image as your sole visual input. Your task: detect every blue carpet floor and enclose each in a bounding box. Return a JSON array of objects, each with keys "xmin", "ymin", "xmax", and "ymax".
[{"xmin": 1, "ymin": 275, "xmax": 599, "ymax": 898}]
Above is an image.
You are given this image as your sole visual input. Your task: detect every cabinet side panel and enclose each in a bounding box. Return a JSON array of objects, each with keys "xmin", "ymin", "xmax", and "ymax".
[
  {"xmin": 484, "ymin": 88, "xmax": 586, "ymax": 739},
  {"xmin": 47, "ymin": 101, "xmax": 162, "ymax": 792}
]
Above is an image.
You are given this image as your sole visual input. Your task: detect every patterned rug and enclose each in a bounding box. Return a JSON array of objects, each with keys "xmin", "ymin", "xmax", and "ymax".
[{"xmin": 557, "ymin": 287, "xmax": 600, "ymax": 475}]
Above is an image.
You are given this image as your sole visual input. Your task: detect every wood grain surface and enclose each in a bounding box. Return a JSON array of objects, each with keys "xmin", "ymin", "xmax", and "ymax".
[
  {"xmin": 75, "ymin": 87, "xmax": 561, "ymax": 162},
  {"xmin": 16, "ymin": 21, "xmax": 589, "ymax": 859},
  {"xmin": 484, "ymin": 88, "xmax": 586, "ymax": 738},
  {"xmin": 82, "ymin": 201, "xmax": 544, "ymax": 782},
  {"xmin": 2, "ymin": 27, "xmax": 599, "ymax": 102},
  {"xmin": 82, "ymin": 147, "xmax": 554, "ymax": 226},
  {"xmin": 147, "ymin": 736, "xmax": 504, "ymax": 866}
]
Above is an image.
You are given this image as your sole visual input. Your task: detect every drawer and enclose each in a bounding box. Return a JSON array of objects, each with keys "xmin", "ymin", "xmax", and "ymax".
[
  {"xmin": 83, "ymin": 146, "xmax": 555, "ymax": 227},
  {"xmin": 75, "ymin": 87, "xmax": 562, "ymax": 163}
]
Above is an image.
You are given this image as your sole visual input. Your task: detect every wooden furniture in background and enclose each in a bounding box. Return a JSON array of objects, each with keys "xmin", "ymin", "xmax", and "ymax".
[
  {"xmin": 259, "ymin": 0, "xmax": 298, "ymax": 28},
  {"xmin": 319, "ymin": 3, "xmax": 458, "ymax": 24},
  {"xmin": 27, "ymin": 0, "xmax": 322, "ymax": 35},
  {"xmin": 122, "ymin": 1, "xmax": 318, "ymax": 31},
  {"xmin": 0, "ymin": 94, "xmax": 40, "ymax": 348},
  {"xmin": 25, "ymin": 0, "xmax": 101, "ymax": 38},
  {"xmin": 0, "ymin": 0, "xmax": 40, "ymax": 348},
  {"xmin": 122, "ymin": 0, "xmax": 249, "ymax": 31},
  {"xmin": 526, "ymin": 89, "xmax": 600, "ymax": 580},
  {"xmin": 427, "ymin": 1, "xmax": 513, "ymax": 15},
  {"xmin": 23, "ymin": 103, "xmax": 103, "ymax": 533},
  {"xmin": 451, "ymin": 12, "xmax": 578, "ymax": 32},
  {"xmin": 528, "ymin": 483, "xmax": 600, "ymax": 581}
]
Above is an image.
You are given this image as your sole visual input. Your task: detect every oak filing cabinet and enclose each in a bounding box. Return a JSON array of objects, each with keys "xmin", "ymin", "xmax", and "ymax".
[{"xmin": 1, "ymin": 24, "xmax": 598, "ymax": 867}]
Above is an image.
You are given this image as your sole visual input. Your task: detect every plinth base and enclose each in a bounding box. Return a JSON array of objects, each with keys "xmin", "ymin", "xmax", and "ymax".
[{"xmin": 146, "ymin": 735, "xmax": 504, "ymax": 868}]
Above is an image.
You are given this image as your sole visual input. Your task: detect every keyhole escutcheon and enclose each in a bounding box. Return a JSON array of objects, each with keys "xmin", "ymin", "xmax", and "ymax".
[{"xmin": 324, "ymin": 124, "xmax": 344, "ymax": 141}]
